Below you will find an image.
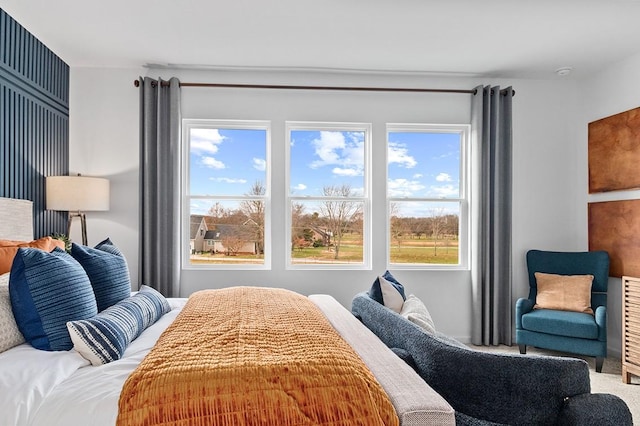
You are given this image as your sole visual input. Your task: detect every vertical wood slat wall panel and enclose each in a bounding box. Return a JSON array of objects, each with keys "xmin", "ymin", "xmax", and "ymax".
[{"xmin": 0, "ymin": 8, "xmax": 69, "ymax": 238}]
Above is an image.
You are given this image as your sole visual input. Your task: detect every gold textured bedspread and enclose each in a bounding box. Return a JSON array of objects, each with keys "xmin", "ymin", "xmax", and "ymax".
[{"xmin": 117, "ymin": 287, "xmax": 398, "ymax": 426}]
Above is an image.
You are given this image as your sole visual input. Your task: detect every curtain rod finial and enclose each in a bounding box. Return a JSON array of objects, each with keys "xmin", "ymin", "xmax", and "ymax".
[{"xmin": 134, "ymin": 79, "xmax": 140, "ymax": 87}]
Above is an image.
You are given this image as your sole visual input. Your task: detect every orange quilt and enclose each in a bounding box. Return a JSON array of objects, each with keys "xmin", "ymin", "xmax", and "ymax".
[{"xmin": 117, "ymin": 287, "xmax": 398, "ymax": 426}]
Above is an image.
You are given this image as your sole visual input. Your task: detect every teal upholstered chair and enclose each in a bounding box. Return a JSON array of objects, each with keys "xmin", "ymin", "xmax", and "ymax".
[{"xmin": 515, "ymin": 250, "xmax": 609, "ymax": 372}]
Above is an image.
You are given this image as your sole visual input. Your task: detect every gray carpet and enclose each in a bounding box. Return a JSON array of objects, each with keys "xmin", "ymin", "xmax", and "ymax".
[{"xmin": 469, "ymin": 344, "xmax": 640, "ymax": 423}]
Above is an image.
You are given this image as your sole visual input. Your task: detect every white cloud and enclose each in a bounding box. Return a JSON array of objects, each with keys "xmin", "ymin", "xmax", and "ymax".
[
  {"xmin": 209, "ymin": 177, "xmax": 247, "ymax": 184},
  {"xmin": 388, "ymin": 142, "xmax": 417, "ymax": 168},
  {"xmin": 190, "ymin": 128, "xmax": 225, "ymax": 154},
  {"xmin": 413, "ymin": 173, "xmax": 423, "ymax": 178},
  {"xmin": 332, "ymin": 167, "xmax": 362, "ymax": 177},
  {"xmin": 201, "ymin": 156, "xmax": 225, "ymax": 169},
  {"xmin": 253, "ymin": 158, "xmax": 266, "ymax": 171},
  {"xmin": 387, "ymin": 178, "xmax": 425, "ymax": 197},
  {"xmin": 428, "ymin": 184, "xmax": 458, "ymax": 198},
  {"xmin": 308, "ymin": 131, "xmax": 364, "ymax": 177},
  {"xmin": 310, "ymin": 131, "xmax": 346, "ymax": 167},
  {"xmin": 293, "ymin": 183, "xmax": 307, "ymax": 191},
  {"xmin": 436, "ymin": 173, "xmax": 451, "ymax": 182}
]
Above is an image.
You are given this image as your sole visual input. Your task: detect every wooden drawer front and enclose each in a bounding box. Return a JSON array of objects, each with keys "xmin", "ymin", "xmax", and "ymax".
[{"xmin": 623, "ymin": 277, "xmax": 640, "ymax": 367}]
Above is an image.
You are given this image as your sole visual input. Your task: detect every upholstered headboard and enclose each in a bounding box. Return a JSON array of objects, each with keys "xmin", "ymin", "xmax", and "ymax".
[{"xmin": 0, "ymin": 197, "xmax": 34, "ymax": 241}]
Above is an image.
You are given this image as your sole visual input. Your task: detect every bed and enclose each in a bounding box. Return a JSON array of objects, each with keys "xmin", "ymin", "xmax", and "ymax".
[{"xmin": 0, "ymin": 197, "xmax": 455, "ymax": 426}]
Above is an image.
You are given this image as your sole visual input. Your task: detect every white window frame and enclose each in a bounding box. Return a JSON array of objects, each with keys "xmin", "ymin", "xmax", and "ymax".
[
  {"xmin": 386, "ymin": 123, "xmax": 470, "ymax": 270},
  {"xmin": 285, "ymin": 121, "xmax": 372, "ymax": 270},
  {"xmin": 182, "ymin": 119, "xmax": 271, "ymax": 270}
]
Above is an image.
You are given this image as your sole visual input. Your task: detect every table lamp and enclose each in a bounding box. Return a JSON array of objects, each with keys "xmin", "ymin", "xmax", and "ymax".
[{"xmin": 46, "ymin": 175, "xmax": 110, "ymax": 245}]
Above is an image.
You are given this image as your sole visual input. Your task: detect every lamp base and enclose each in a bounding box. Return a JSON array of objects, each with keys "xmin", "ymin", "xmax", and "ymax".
[{"xmin": 67, "ymin": 211, "xmax": 87, "ymax": 246}]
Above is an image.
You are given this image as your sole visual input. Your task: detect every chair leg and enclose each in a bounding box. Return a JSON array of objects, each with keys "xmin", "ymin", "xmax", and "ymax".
[
  {"xmin": 518, "ymin": 344, "xmax": 526, "ymax": 354},
  {"xmin": 595, "ymin": 357, "xmax": 604, "ymax": 373}
]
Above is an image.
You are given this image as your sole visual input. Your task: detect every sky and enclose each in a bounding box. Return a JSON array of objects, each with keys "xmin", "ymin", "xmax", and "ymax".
[{"xmin": 188, "ymin": 126, "xmax": 462, "ymax": 218}]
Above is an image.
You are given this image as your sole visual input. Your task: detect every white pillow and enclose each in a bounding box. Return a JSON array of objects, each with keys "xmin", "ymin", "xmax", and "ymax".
[
  {"xmin": 378, "ymin": 275, "xmax": 405, "ymax": 313},
  {"xmin": 400, "ymin": 294, "xmax": 436, "ymax": 334},
  {"xmin": 0, "ymin": 272, "xmax": 25, "ymax": 352}
]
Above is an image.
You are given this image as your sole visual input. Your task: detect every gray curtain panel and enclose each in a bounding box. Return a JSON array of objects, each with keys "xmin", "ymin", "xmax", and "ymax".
[
  {"xmin": 138, "ymin": 77, "xmax": 181, "ymax": 297},
  {"xmin": 470, "ymin": 85, "xmax": 513, "ymax": 346}
]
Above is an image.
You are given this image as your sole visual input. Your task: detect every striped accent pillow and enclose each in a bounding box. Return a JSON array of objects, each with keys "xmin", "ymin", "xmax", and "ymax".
[
  {"xmin": 67, "ymin": 285, "xmax": 171, "ymax": 365},
  {"xmin": 9, "ymin": 247, "xmax": 98, "ymax": 351},
  {"xmin": 71, "ymin": 238, "xmax": 131, "ymax": 312}
]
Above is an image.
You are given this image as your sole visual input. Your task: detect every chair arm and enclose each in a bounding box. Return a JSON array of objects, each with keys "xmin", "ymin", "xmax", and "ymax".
[
  {"xmin": 594, "ymin": 305, "xmax": 607, "ymax": 341},
  {"xmin": 515, "ymin": 297, "xmax": 534, "ymax": 329},
  {"xmin": 557, "ymin": 393, "xmax": 632, "ymax": 425},
  {"xmin": 406, "ymin": 336, "xmax": 592, "ymax": 425}
]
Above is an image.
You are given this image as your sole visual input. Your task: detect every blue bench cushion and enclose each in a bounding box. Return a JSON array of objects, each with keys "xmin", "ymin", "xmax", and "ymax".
[{"xmin": 521, "ymin": 309, "xmax": 598, "ymax": 339}]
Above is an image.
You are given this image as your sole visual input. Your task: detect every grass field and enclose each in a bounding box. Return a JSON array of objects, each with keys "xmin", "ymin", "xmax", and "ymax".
[{"xmin": 190, "ymin": 233, "xmax": 459, "ymax": 265}]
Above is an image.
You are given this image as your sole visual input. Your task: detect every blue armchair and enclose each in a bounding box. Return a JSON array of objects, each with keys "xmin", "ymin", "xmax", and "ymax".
[{"xmin": 516, "ymin": 249, "xmax": 609, "ymax": 372}]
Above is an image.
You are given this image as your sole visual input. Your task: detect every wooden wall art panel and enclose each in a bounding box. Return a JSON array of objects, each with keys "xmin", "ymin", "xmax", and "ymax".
[
  {"xmin": 588, "ymin": 106, "xmax": 640, "ymax": 193},
  {"xmin": 588, "ymin": 200, "xmax": 640, "ymax": 278}
]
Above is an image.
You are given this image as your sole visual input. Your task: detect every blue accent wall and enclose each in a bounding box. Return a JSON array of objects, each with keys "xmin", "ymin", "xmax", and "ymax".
[{"xmin": 0, "ymin": 9, "xmax": 69, "ymax": 238}]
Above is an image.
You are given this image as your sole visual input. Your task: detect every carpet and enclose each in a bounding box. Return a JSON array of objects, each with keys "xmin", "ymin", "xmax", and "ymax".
[{"xmin": 469, "ymin": 344, "xmax": 640, "ymax": 423}]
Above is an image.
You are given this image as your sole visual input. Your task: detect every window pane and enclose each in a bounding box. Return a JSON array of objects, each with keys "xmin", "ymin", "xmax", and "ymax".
[
  {"xmin": 189, "ymin": 199, "xmax": 264, "ymax": 265},
  {"xmin": 190, "ymin": 128, "xmax": 267, "ymax": 196},
  {"xmin": 290, "ymin": 130, "xmax": 365, "ymax": 197},
  {"xmin": 387, "ymin": 132, "xmax": 460, "ymax": 198},
  {"xmin": 389, "ymin": 201, "xmax": 460, "ymax": 265},
  {"xmin": 290, "ymin": 200, "xmax": 364, "ymax": 265}
]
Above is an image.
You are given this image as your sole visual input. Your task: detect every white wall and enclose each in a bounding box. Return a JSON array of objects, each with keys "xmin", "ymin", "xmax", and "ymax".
[
  {"xmin": 69, "ymin": 67, "xmax": 145, "ymax": 282},
  {"xmin": 70, "ymin": 67, "xmax": 581, "ymax": 342},
  {"xmin": 576, "ymin": 51, "xmax": 640, "ymax": 358}
]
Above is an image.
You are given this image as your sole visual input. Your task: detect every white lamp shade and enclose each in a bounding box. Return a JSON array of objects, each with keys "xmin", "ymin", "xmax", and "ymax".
[{"xmin": 46, "ymin": 176, "xmax": 110, "ymax": 211}]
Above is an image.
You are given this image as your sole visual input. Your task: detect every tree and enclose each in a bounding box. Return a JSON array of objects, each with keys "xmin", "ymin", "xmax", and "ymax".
[
  {"xmin": 429, "ymin": 208, "xmax": 447, "ymax": 256},
  {"xmin": 207, "ymin": 202, "xmax": 227, "ymax": 220},
  {"xmin": 290, "ymin": 202, "xmax": 306, "ymax": 251},
  {"xmin": 239, "ymin": 181, "xmax": 265, "ymax": 254},
  {"xmin": 319, "ymin": 184, "xmax": 362, "ymax": 260},
  {"xmin": 389, "ymin": 202, "xmax": 407, "ymax": 250}
]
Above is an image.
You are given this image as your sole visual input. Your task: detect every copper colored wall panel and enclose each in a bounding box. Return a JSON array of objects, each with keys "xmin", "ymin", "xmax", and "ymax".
[
  {"xmin": 588, "ymin": 200, "xmax": 640, "ymax": 278},
  {"xmin": 588, "ymin": 107, "xmax": 640, "ymax": 193}
]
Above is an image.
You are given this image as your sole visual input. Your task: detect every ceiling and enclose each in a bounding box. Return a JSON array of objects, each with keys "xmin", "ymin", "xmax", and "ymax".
[{"xmin": 3, "ymin": 0, "xmax": 640, "ymax": 79}]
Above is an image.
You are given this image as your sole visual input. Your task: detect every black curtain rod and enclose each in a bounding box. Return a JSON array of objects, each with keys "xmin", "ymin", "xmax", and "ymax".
[{"xmin": 134, "ymin": 79, "xmax": 515, "ymax": 96}]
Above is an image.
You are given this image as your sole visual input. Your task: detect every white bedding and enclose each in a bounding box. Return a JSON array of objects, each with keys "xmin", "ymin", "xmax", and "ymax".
[
  {"xmin": 0, "ymin": 295, "xmax": 454, "ymax": 426},
  {"xmin": 0, "ymin": 299, "xmax": 186, "ymax": 426}
]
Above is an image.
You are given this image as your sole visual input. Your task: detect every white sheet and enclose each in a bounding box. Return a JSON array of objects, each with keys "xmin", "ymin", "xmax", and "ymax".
[{"xmin": 0, "ymin": 299, "xmax": 186, "ymax": 426}]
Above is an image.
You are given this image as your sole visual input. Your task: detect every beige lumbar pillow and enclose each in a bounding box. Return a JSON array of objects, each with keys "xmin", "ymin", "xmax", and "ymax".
[
  {"xmin": 400, "ymin": 294, "xmax": 436, "ymax": 334},
  {"xmin": 534, "ymin": 272, "xmax": 594, "ymax": 314}
]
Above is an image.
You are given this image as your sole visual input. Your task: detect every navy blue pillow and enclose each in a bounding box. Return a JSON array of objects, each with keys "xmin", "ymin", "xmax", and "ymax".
[
  {"xmin": 9, "ymin": 247, "xmax": 98, "ymax": 351},
  {"xmin": 71, "ymin": 238, "xmax": 131, "ymax": 312},
  {"xmin": 368, "ymin": 270, "xmax": 407, "ymax": 305},
  {"xmin": 67, "ymin": 285, "xmax": 171, "ymax": 365}
]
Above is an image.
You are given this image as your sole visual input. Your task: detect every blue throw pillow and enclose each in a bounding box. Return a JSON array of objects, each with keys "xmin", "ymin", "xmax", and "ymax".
[
  {"xmin": 66, "ymin": 285, "xmax": 171, "ymax": 365},
  {"xmin": 9, "ymin": 247, "xmax": 98, "ymax": 351},
  {"xmin": 71, "ymin": 238, "xmax": 131, "ymax": 312},
  {"xmin": 369, "ymin": 270, "xmax": 407, "ymax": 310}
]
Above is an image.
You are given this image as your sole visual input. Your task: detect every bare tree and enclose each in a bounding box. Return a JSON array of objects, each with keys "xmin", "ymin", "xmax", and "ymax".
[
  {"xmin": 207, "ymin": 202, "xmax": 227, "ymax": 220},
  {"xmin": 290, "ymin": 202, "xmax": 306, "ymax": 251},
  {"xmin": 389, "ymin": 202, "xmax": 406, "ymax": 250},
  {"xmin": 239, "ymin": 181, "xmax": 265, "ymax": 254},
  {"xmin": 319, "ymin": 184, "xmax": 362, "ymax": 259},
  {"xmin": 221, "ymin": 235, "xmax": 246, "ymax": 256},
  {"xmin": 429, "ymin": 207, "xmax": 447, "ymax": 256}
]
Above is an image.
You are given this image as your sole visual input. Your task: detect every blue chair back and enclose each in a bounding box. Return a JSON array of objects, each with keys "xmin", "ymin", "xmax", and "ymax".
[{"xmin": 526, "ymin": 250, "xmax": 610, "ymax": 308}]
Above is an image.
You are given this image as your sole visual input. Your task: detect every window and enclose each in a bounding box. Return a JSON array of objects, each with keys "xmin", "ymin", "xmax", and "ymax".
[
  {"xmin": 286, "ymin": 122, "xmax": 371, "ymax": 268},
  {"xmin": 387, "ymin": 124, "xmax": 469, "ymax": 268},
  {"xmin": 183, "ymin": 120, "xmax": 270, "ymax": 268}
]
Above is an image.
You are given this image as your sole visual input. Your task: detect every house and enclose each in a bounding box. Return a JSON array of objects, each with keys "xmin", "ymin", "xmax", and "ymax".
[
  {"xmin": 2, "ymin": 3, "xmax": 640, "ymax": 355},
  {"xmin": 190, "ymin": 215, "xmax": 258, "ymax": 255}
]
